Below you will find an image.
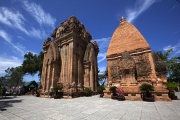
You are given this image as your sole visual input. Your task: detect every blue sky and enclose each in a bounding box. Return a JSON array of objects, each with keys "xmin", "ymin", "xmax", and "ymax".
[{"xmin": 0, "ymin": 0, "xmax": 180, "ymax": 82}]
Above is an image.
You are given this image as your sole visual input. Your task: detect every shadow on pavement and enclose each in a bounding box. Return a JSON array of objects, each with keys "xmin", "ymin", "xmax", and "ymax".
[{"xmin": 0, "ymin": 97, "xmax": 23, "ymax": 112}]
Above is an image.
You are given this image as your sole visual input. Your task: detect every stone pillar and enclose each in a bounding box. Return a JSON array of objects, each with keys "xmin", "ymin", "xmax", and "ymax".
[
  {"xmin": 148, "ymin": 52, "xmax": 157, "ymax": 84},
  {"xmin": 51, "ymin": 63, "xmax": 54, "ymax": 90},
  {"xmin": 84, "ymin": 62, "xmax": 90, "ymax": 87},
  {"xmin": 42, "ymin": 64, "xmax": 47, "ymax": 92},
  {"xmin": 90, "ymin": 63, "xmax": 94, "ymax": 90},
  {"xmin": 46, "ymin": 64, "xmax": 50, "ymax": 92},
  {"xmin": 44, "ymin": 64, "xmax": 48, "ymax": 92},
  {"xmin": 78, "ymin": 57, "xmax": 80, "ymax": 85}
]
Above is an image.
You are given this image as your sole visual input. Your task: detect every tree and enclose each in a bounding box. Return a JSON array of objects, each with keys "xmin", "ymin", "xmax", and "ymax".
[
  {"xmin": 154, "ymin": 49, "xmax": 180, "ymax": 82},
  {"xmin": 168, "ymin": 57, "xmax": 180, "ymax": 82},
  {"xmin": 37, "ymin": 51, "xmax": 44, "ymax": 78},
  {"xmin": 155, "ymin": 48, "xmax": 173, "ymax": 62},
  {"xmin": 4, "ymin": 66, "xmax": 24, "ymax": 91},
  {"xmin": 0, "ymin": 77, "xmax": 4, "ymax": 88},
  {"xmin": 98, "ymin": 67, "xmax": 108, "ymax": 85},
  {"xmin": 0, "ymin": 77, "xmax": 5, "ymax": 95},
  {"xmin": 22, "ymin": 51, "xmax": 44, "ymax": 79},
  {"xmin": 98, "ymin": 74, "xmax": 107, "ymax": 85}
]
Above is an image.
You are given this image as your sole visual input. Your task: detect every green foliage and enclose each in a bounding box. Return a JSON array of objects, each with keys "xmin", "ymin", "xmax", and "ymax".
[
  {"xmin": 98, "ymin": 74, "xmax": 107, "ymax": 85},
  {"xmin": 84, "ymin": 87, "xmax": 92, "ymax": 95},
  {"xmin": 37, "ymin": 51, "xmax": 44, "ymax": 78},
  {"xmin": 139, "ymin": 84, "xmax": 154, "ymax": 92},
  {"xmin": 109, "ymin": 86, "xmax": 117, "ymax": 94},
  {"xmin": 97, "ymin": 85, "xmax": 105, "ymax": 93},
  {"xmin": 154, "ymin": 48, "xmax": 180, "ymax": 82},
  {"xmin": 155, "ymin": 48, "xmax": 173, "ymax": 62},
  {"xmin": 163, "ymin": 82, "xmax": 179, "ymax": 91},
  {"xmin": 22, "ymin": 51, "xmax": 44, "ymax": 78},
  {"xmin": 53, "ymin": 85, "xmax": 63, "ymax": 91},
  {"xmin": 98, "ymin": 67, "xmax": 108, "ymax": 85},
  {"xmin": 0, "ymin": 77, "xmax": 4, "ymax": 88},
  {"xmin": 4, "ymin": 66, "xmax": 24, "ymax": 89},
  {"xmin": 22, "ymin": 52, "xmax": 38, "ymax": 76}
]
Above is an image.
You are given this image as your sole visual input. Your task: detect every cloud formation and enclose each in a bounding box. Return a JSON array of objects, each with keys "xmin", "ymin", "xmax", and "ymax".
[
  {"xmin": 0, "ymin": 30, "xmax": 25, "ymax": 56},
  {"xmin": 98, "ymin": 66, "xmax": 107, "ymax": 74},
  {"xmin": 92, "ymin": 37, "xmax": 111, "ymax": 63},
  {"xmin": 0, "ymin": 7, "xmax": 47, "ymax": 39},
  {"xmin": 163, "ymin": 42, "xmax": 180, "ymax": 55},
  {"xmin": 21, "ymin": 0, "xmax": 56, "ymax": 28},
  {"xmin": 126, "ymin": 0, "xmax": 157, "ymax": 23},
  {"xmin": 0, "ymin": 56, "xmax": 22, "ymax": 75}
]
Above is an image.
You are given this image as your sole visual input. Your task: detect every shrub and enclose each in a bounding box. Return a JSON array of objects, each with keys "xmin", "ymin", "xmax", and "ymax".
[
  {"xmin": 139, "ymin": 84, "xmax": 154, "ymax": 99},
  {"xmin": 53, "ymin": 85, "xmax": 63, "ymax": 91},
  {"xmin": 116, "ymin": 87, "xmax": 125, "ymax": 100},
  {"xmin": 84, "ymin": 87, "xmax": 92, "ymax": 96},
  {"xmin": 109, "ymin": 86, "xmax": 117, "ymax": 95},
  {"xmin": 116, "ymin": 87, "xmax": 124, "ymax": 97},
  {"xmin": 163, "ymin": 82, "xmax": 179, "ymax": 91},
  {"xmin": 139, "ymin": 84, "xmax": 154, "ymax": 92},
  {"xmin": 97, "ymin": 85, "xmax": 105, "ymax": 94}
]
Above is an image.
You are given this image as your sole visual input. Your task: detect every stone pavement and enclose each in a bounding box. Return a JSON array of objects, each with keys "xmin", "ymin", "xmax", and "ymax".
[{"xmin": 0, "ymin": 92, "xmax": 180, "ymax": 120}]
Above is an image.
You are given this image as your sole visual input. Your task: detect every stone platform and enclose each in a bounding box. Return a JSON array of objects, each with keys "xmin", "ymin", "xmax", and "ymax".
[{"xmin": 1, "ymin": 92, "xmax": 180, "ymax": 120}]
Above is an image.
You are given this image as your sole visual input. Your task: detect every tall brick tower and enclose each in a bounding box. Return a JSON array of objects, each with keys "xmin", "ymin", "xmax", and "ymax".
[
  {"xmin": 40, "ymin": 16, "xmax": 99, "ymax": 97},
  {"xmin": 104, "ymin": 17, "xmax": 170, "ymax": 101}
]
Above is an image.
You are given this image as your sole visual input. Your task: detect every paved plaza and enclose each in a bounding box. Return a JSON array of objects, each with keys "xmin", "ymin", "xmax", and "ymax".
[{"xmin": 0, "ymin": 93, "xmax": 180, "ymax": 120}]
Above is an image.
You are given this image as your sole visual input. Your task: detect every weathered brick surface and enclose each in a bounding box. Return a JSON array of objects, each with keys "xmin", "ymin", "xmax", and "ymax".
[
  {"xmin": 105, "ymin": 17, "xmax": 170, "ymax": 101},
  {"xmin": 106, "ymin": 17, "xmax": 150, "ymax": 57},
  {"xmin": 40, "ymin": 16, "xmax": 99, "ymax": 97}
]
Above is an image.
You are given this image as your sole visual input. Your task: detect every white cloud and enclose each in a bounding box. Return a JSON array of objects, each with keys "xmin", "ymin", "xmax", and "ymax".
[
  {"xmin": 0, "ymin": 29, "xmax": 11, "ymax": 43},
  {"xmin": 126, "ymin": 0, "xmax": 157, "ymax": 23},
  {"xmin": 98, "ymin": 66, "xmax": 106, "ymax": 74},
  {"xmin": 0, "ymin": 56, "xmax": 22, "ymax": 75},
  {"xmin": 0, "ymin": 7, "xmax": 47, "ymax": 39},
  {"xmin": 98, "ymin": 53, "xmax": 106, "ymax": 63},
  {"xmin": 163, "ymin": 42, "xmax": 180, "ymax": 55},
  {"xmin": 0, "ymin": 7, "xmax": 28, "ymax": 33},
  {"xmin": 22, "ymin": 0, "xmax": 56, "ymax": 28},
  {"xmin": 172, "ymin": 31, "xmax": 180, "ymax": 35},
  {"xmin": 29, "ymin": 27, "xmax": 46, "ymax": 39},
  {"xmin": 17, "ymin": 36, "xmax": 25, "ymax": 40},
  {"xmin": 92, "ymin": 37, "xmax": 111, "ymax": 63},
  {"xmin": 168, "ymin": 5, "xmax": 176, "ymax": 13},
  {"xmin": 0, "ymin": 29, "xmax": 25, "ymax": 56}
]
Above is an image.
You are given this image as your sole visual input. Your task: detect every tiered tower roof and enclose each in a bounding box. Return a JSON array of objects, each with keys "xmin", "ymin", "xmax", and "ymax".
[{"xmin": 106, "ymin": 17, "xmax": 150, "ymax": 58}]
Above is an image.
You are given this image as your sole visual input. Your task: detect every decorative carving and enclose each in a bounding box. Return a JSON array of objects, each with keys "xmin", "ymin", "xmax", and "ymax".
[
  {"xmin": 110, "ymin": 51, "xmax": 136, "ymax": 84},
  {"xmin": 51, "ymin": 28, "xmax": 57, "ymax": 38},
  {"xmin": 77, "ymin": 83, "xmax": 83, "ymax": 91},
  {"xmin": 43, "ymin": 37, "xmax": 51, "ymax": 48},
  {"xmin": 135, "ymin": 53, "xmax": 151, "ymax": 77},
  {"xmin": 84, "ymin": 43, "xmax": 99, "ymax": 61},
  {"xmin": 107, "ymin": 81, "xmax": 112, "ymax": 87},
  {"xmin": 54, "ymin": 16, "xmax": 92, "ymax": 42},
  {"xmin": 63, "ymin": 82, "xmax": 71, "ymax": 90},
  {"xmin": 110, "ymin": 60, "xmax": 120, "ymax": 81}
]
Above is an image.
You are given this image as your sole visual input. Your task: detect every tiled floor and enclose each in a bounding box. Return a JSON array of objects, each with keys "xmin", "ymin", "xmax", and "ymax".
[{"xmin": 0, "ymin": 92, "xmax": 180, "ymax": 120}]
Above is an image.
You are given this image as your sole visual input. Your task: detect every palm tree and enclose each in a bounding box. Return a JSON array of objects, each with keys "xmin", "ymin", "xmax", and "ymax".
[{"xmin": 154, "ymin": 48, "xmax": 180, "ymax": 82}]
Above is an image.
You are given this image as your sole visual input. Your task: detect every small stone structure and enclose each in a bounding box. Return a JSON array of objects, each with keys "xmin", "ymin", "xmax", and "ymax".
[
  {"xmin": 40, "ymin": 16, "xmax": 99, "ymax": 98},
  {"xmin": 104, "ymin": 17, "xmax": 170, "ymax": 101}
]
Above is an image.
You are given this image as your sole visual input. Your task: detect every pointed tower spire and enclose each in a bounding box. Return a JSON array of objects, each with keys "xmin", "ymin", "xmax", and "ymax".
[{"xmin": 120, "ymin": 16, "xmax": 126, "ymax": 25}]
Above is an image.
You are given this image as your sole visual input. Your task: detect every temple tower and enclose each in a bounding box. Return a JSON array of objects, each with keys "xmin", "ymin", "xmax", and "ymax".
[
  {"xmin": 40, "ymin": 16, "xmax": 99, "ymax": 97},
  {"xmin": 104, "ymin": 17, "xmax": 170, "ymax": 101}
]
